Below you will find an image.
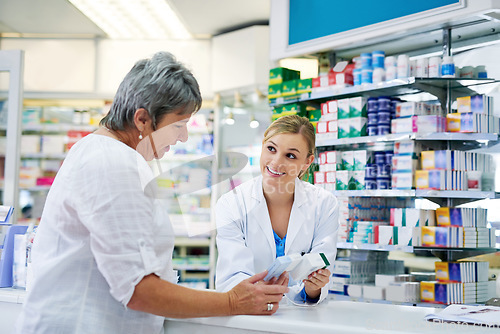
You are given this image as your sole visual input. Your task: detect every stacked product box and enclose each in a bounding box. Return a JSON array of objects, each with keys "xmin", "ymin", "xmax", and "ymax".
[
  {"xmin": 316, "ymin": 99, "xmax": 338, "ymax": 141},
  {"xmin": 356, "ymin": 274, "xmax": 419, "ymax": 302},
  {"xmin": 311, "ymin": 66, "xmax": 354, "ymax": 94},
  {"xmin": 391, "ymin": 140, "xmax": 422, "ymax": 189},
  {"xmin": 376, "ymin": 208, "xmax": 436, "ymax": 246},
  {"xmin": 272, "ymin": 102, "xmax": 308, "ymax": 121},
  {"xmin": 415, "ymin": 150, "xmax": 494, "ymax": 191},
  {"xmin": 337, "ymin": 196, "xmax": 350, "ymax": 242},
  {"xmin": 412, "ymin": 226, "xmax": 496, "ymax": 248},
  {"xmin": 268, "ymin": 67, "xmax": 301, "ymax": 104},
  {"xmin": 331, "ymin": 254, "xmax": 405, "ymax": 296},
  {"xmin": 447, "ymin": 94, "xmax": 499, "ymax": 134},
  {"xmin": 391, "ymin": 101, "xmax": 445, "ymax": 134},
  {"xmin": 366, "ymin": 96, "xmax": 398, "ymax": 136},
  {"xmin": 331, "ymin": 97, "xmax": 367, "ymax": 139},
  {"xmin": 315, "ymin": 150, "xmax": 340, "ymax": 191},
  {"xmin": 377, "ymin": 274, "xmax": 421, "ymax": 303},
  {"xmin": 420, "ymin": 261, "xmax": 491, "ymax": 304}
]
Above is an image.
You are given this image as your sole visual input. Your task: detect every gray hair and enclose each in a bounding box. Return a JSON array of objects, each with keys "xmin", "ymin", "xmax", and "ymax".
[{"xmin": 101, "ymin": 51, "xmax": 202, "ymax": 131}]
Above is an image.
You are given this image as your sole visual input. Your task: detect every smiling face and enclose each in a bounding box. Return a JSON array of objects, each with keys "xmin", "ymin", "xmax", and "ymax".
[
  {"xmin": 136, "ymin": 111, "xmax": 191, "ymax": 161},
  {"xmin": 260, "ymin": 132, "xmax": 314, "ymax": 194}
]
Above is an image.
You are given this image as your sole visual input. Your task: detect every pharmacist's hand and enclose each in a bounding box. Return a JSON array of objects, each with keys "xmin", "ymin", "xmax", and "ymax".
[
  {"xmin": 227, "ymin": 271, "xmax": 288, "ymax": 315},
  {"xmin": 304, "ymin": 268, "xmax": 331, "ymax": 299},
  {"xmin": 264, "ymin": 271, "xmax": 289, "ymax": 287}
]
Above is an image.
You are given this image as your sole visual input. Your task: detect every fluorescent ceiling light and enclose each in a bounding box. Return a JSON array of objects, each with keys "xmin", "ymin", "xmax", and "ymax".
[{"xmin": 69, "ymin": 0, "xmax": 192, "ymax": 40}]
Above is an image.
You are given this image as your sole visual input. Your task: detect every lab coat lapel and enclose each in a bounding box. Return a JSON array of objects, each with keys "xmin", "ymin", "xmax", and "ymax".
[
  {"xmin": 251, "ymin": 176, "xmax": 276, "ymax": 257},
  {"xmin": 285, "ymin": 178, "xmax": 307, "ymax": 253}
]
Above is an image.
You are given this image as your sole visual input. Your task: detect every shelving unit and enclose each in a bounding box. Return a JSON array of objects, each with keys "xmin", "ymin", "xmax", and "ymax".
[{"xmin": 270, "ymin": 33, "xmax": 500, "ymax": 305}]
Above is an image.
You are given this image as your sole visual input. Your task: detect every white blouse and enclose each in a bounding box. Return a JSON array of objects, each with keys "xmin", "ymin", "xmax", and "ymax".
[{"xmin": 15, "ymin": 134, "xmax": 177, "ymax": 334}]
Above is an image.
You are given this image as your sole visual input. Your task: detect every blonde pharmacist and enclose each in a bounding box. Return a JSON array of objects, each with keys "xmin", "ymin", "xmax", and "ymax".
[
  {"xmin": 216, "ymin": 115, "xmax": 339, "ymax": 305},
  {"xmin": 15, "ymin": 52, "xmax": 288, "ymax": 334}
]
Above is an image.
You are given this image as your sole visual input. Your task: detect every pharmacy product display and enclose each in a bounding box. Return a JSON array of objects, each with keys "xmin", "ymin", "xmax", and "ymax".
[
  {"xmin": 269, "ymin": 63, "xmax": 499, "ymax": 306},
  {"xmin": 0, "ymin": 103, "xmax": 104, "ymax": 223}
]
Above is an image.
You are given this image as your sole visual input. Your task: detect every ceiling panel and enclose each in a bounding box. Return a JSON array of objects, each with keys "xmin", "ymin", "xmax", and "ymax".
[
  {"xmin": 0, "ymin": 0, "xmax": 104, "ymax": 36},
  {"xmin": 0, "ymin": 0, "xmax": 270, "ymax": 38}
]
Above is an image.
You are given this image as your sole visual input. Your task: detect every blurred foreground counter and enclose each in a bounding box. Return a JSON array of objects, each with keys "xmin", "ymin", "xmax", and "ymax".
[{"xmin": 164, "ymin": 299, "xmax": 499, "ymax": 334}]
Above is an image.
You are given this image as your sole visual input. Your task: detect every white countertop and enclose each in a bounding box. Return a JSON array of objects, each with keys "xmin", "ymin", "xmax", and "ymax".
[
  {"xmin": 165, "ymin": 299, "xmax": 499, "ymax": 334},
  {"xmin": 0, "ymin": 288, "xmax": 25, "ymax": 304}
]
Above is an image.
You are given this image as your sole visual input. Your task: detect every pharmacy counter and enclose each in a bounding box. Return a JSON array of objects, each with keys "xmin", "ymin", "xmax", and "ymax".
[
  {"xmin": 164, "ymin": 299, "xmax": 498, "ymax": 334},
  {"xmin": 0, "ymin": 288, "xmax": 25, "ymax": 334}
]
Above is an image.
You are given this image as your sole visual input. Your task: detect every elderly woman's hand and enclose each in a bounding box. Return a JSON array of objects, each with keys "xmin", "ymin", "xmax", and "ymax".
[{"xmin": 227, "ymin": 271, "xmax": 288, "ymax": 315}]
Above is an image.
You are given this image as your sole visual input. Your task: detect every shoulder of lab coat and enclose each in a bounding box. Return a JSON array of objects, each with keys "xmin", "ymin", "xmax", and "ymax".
[{"xmin": 215, "ymin": 175, "xmax": 339, "ymax": 303}]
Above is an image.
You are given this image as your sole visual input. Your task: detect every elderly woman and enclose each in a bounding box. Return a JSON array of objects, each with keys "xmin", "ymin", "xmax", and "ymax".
[{"xmin": 15, "ymin": 52, "xmax": 287, "ymax": 334}]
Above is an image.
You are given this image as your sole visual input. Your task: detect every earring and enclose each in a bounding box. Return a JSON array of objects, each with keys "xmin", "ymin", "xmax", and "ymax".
[{"xmin": 139, "ymin": 133, "xmax": 143, "ymax": 140}]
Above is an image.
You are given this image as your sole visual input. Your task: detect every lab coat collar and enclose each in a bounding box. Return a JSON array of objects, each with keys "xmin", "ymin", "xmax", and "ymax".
[{"xmin": 251, "ymin": 176, "xmax": 308, "ymax": 255}]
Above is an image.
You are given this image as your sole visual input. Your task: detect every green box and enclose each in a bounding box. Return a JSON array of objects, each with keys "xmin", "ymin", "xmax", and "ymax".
[
  {"xmin": 338, "ymin": 98, "xmax": 350, "ymax": 119},
  {"xmin": 268, "ymin": 84, "xmax": 282, "ymax": 100},
  {"xmin": 308, "ymin": 109, "xmax": 322, "ymax": 122},
  {"xmin": 336, "ymin": 170, "xmax": 349, "ymax": 190},
  {"xmin": 338, "ymin": 119, "xmax": 350, "ymax": 138},
  {"xmin": 349, "ymin": 117, "xmax": 367, "ymax": 138},
  {"xmin": 269, "ymin": 67, "xmax": 301, "ymax": 85},
  {"xmin": 281, "ymin": 103, "xmax": 307, "ymax": 117},
  {"xmin": 281, "ymin": 80, "xmax": 298, "ymax": 98},
  {"xmin": 297, "ymin": 78, "xmax": 312, "ymax": 94},
  {"xmin": 349, "ymin": 97, "xmax": 368, "ymax": 118}
]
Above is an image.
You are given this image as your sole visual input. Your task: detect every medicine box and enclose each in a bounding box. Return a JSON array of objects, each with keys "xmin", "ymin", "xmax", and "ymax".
[
  {"xmin": 353, "ymin": 150, "xmax": 373, "ymax": 171},
  {"xmin": 337, "ymin": 99, "xmax": 350, "ymax": 119},
  {"xmin": 296, "ymin": 78, "xmax": 312, "ymax": 94},
  {"xmin": 268, "ymin": 84, "xmax": 282, "ymax": 99},
  {"xmin": 269, "ymin": 67, "xmax": 300, "ymax": 85},
  {"xmin": 281, "ymin": 80, "xmax": 298, "ymax": 98},
  {"xmin": 338, "ymin": 119, "xmax": 350, "ymax": 138},
  {"xmin": 349, "ymin": 97, "xmax": 367, "ymax": 118},
  {"xmin": 336, "ymin": 170, "xmax": 349, "ymax": 190},
  {"xmin": 341, "ymin": 151, "xmax": 354, "ymax": 171},
  {"xmin": 349, "ymin": 117, "xmax": 367, "ymax": 138},
  {"xmin": 348, "ymin": 170, "xmax": 365, "ymax": 190},
  {"xmin": 391, "ymin": 172, "xmax": 414, "ymax": 189}
]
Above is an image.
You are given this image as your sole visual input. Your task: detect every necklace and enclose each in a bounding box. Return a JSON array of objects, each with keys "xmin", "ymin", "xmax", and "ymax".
[{"xmin": 103, "ymin": 126, "xmax": 123, "ymax": 143}]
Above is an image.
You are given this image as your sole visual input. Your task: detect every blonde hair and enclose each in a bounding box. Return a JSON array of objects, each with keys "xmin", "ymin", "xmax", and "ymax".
[{"xmin": 262, "ymin": 115, "xmax": 316, "ymax": 180}]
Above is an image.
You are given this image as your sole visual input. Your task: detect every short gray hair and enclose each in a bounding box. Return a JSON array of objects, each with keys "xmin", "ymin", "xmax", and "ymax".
[{"xmin": 101, "ymin": 51, "xmax": 202, "ymax": 131}]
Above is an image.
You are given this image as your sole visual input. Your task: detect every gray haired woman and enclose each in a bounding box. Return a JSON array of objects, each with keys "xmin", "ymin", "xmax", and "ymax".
[{"xmin": 15, "ymin": 52, "xmax": 288, "ymax": 334}]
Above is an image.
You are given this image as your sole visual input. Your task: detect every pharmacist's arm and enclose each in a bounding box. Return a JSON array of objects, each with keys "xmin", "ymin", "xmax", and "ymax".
[
  {"xmin": 215, "ymin": 194, "xmax": 258, "ymax": 292},
  {"xmin": 127, "ymin": 272, "xmax": 287, "ymax": 318},
  {"xmin": 303, "ymin": 193, "xmax": 339, "ymax": 302}
]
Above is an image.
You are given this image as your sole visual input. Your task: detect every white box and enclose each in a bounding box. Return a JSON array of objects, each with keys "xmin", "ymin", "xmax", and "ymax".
[{"xmin": 363, "ymin": 285, "xmax": 385, "ymax": 300}]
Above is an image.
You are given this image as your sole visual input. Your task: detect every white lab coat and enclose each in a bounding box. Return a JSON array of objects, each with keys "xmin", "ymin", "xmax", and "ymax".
[{"xmin": 215, "ymin": 175, "xmax": 339, "ymax": 305}]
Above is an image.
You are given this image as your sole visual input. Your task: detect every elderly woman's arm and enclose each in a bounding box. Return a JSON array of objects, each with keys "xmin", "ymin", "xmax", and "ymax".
[{"xmin": 128, "ymin": 271, "xmax": 288, "ymax": 317}]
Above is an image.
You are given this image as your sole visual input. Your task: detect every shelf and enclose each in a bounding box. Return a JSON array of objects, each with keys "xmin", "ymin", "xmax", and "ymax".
[
  {"xmin": 20, "ymin": 153, "xmax": 67, "ymax": 159},
  {"xmin": 271, "ymin": 77, "xmax": 498, "ymax": 106},
  {"xmin": 19, "ymin": 186, "xmax": 51, "ymax": 191},
  {"xmin": 174, "ymin": 237, "xmax": 210, "ymax": 247},
  {"xmin": 316, "ymin": 132, "xmax": 499, "ymax": 147},
  {"xmin": 173, "ymin": 265, "xmax": 210, "ymax": 271},
  {"xmin": 22, "ymin": 123, "xmax": 97, "ymax": 132},
  {"xmin": 337, "ymin": 242, "xmax": 413, "ymax": 253},
  {"xmin": 415, "ymin": 190, "xmax": 498, "ymax": 199},
  {"xmin": 331, "ymin": 189, "xmax": 496, "ymax": 199},
  {"xmin": 337, "ymin": 242, "xmax": 500, "ymax": 261},
  {"xmin": 333, "ymin": 189, "xmax": 415, "ymax": 197}
]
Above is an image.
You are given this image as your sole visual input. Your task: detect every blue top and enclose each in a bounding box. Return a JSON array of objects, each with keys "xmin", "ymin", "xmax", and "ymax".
[{"xmin": 273, "ymin": 230, "xmax": 319, "ymax": 304}]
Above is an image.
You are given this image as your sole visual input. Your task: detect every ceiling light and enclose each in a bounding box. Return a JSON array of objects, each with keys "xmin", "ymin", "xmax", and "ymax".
[
  {"xmin": 68, "ymin": 0, "xmax": 192, "ymax": 40},
  {"xmin": 249, "ymin": 115, "xmax": 259, "ymax": 128},
  {"xmin": 233, "ymin": 91, "xmax": 245, "ymax": 108},
  {"xmin": 225, "ymin": 112, "xmax": 235, "ymax": 125}
]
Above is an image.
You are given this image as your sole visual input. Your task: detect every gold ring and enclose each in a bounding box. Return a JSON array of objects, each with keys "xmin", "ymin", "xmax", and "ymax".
[{"xmin": 267, "ymin": 303, "xmax": 273, "ymax": 311}]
